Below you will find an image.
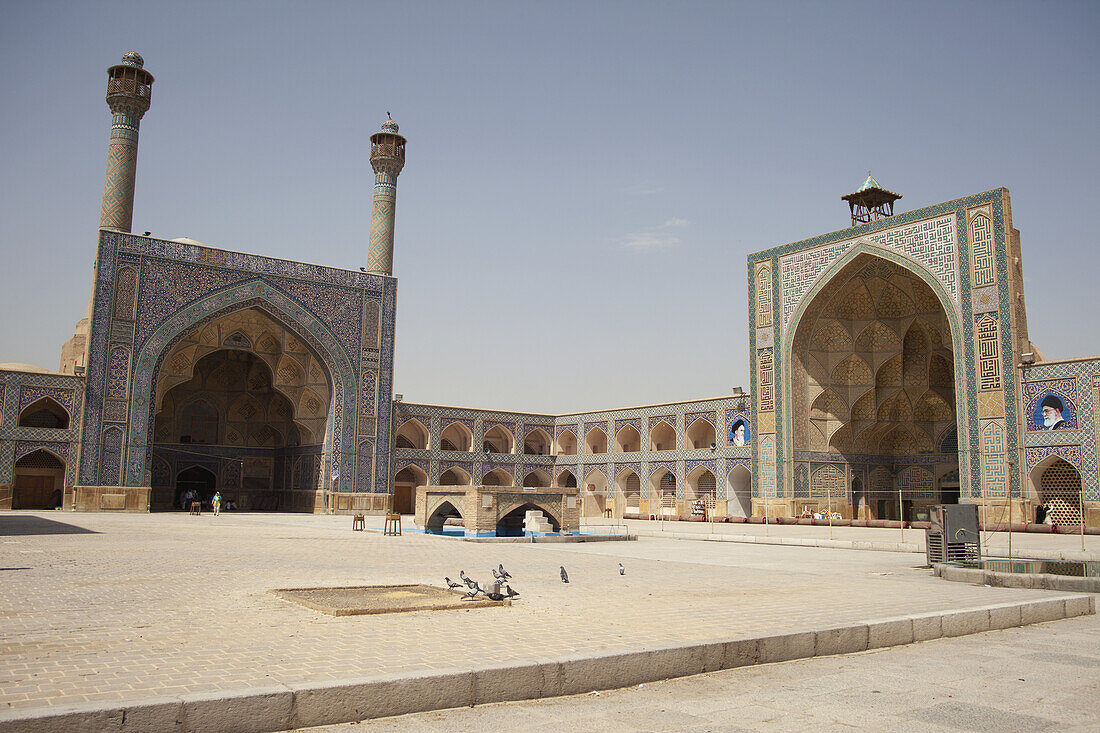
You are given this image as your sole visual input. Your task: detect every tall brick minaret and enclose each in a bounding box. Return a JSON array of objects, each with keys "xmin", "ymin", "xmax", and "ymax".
[
  {"xmin": 365, "ymin": 117, "xmax": 406, "ymax": 275},
  {"xmin": 99, "ymin": 52, "xmax": 154, "ymax": 232}
]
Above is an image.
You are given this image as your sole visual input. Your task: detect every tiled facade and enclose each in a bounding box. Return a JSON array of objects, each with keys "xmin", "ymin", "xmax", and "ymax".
[
  {"xmin": 79, "ymin": 231, "xmax": 397, "ymax": 497},
  {"xmin": 0, "ymin": 368, "xmax": 85, "ymax": 507},
  {"xmin": 2, "ymin": 51, "xmax": 1098, "ymax": 525},
  {"xmin": 393, "ymin": 396, "xmax": 754, "ymax": 517},
  {"xmin": 1020, "ymin": 357, "xmax": 1100, "ymax": 524},
  {"xmin": 748, "ymin": 189, "xmax": 1039, "ymax": 519}
]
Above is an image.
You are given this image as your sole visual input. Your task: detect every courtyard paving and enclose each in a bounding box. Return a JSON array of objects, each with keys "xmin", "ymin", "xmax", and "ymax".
[
  {"xmin": 301, "ymin": 613, "xmax": 1100, "ymax": 731},
  {"xmin": 0, "ymin": 511, "xmax": 1093, "ymax": 728}
]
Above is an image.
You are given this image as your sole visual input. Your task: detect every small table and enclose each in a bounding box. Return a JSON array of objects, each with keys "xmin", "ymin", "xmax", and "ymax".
[
  {"xmin": 352, "ymin": 514, "xmax": 365, "ymax": 531},
  {"xmin": 189, "ymin": 502, "xmax": 201, "ymax": 515},
  {"xmin": 384, "ymin": 513, "xmax": 402, "ymax": 536}
]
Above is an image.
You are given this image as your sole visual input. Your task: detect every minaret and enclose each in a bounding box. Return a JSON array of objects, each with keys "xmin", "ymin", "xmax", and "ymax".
[
  {"xmin": 99, "ymin": 52, "xmax": 154, "ymax": 232},
  {"xmin": 841, "ymin": 173, "xmax": 901, "ymax": 227},
  {"xmin": 366, "ymin": 117, "xmax": 406, "ymax": 275}
]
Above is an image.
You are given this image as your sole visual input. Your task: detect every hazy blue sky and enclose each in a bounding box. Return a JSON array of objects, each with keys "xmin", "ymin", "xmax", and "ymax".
[{"xmin": 1, "ymin": 1, "xmax": 1097, "ymax": 413}]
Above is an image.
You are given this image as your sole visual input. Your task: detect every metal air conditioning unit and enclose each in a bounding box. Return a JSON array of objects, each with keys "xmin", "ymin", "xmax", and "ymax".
[{"xmin": 926, "ymin": 504, "xmax": 981, "ymax": 565}]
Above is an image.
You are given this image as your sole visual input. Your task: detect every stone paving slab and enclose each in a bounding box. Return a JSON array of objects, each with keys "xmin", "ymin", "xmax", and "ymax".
[
  {"xmin": 0, "ymin": 511, "xmax": 1093, "ymax": 732},
  {"xmin": 298, "ymin": 614, "xmax": 1100, "ymax": 732}
]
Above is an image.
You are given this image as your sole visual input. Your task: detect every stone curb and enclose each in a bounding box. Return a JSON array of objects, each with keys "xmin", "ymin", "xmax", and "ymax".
[
  {"xmin": 626, "ymin": 527, "xmax": 1100, "ymax": 561},
  {"xmin": 627, "ymin": 527, "xmax": 922, "ymax": 553},
  {"xmin": 933, "ymin": 563, "xmax": 1100, "ymax": 593},
  {"xmin": 0, "ymin": 595, "xmax": 1092, "ymax": 733}
]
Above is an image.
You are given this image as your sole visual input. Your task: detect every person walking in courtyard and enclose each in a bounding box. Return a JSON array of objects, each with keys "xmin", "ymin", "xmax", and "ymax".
[{"xmin": 212, "ymin": 491, "xmax": 221, "ymax": 516}]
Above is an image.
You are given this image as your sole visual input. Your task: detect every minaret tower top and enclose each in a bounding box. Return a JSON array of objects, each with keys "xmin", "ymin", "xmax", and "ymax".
[
  {"xmin": 365, "ymin": 116, "xmax": 407, "ymax": 275},
  {"xmin": 99, "ymin": 52, "xmax": 154, "ymax": 232},
  {"xmin": 107, "ymin": 52, "xmax": 154, "ymax": 111},
  {"xmin": 369, "ymin": 116, "xmax": 406, "ymax": 177}
]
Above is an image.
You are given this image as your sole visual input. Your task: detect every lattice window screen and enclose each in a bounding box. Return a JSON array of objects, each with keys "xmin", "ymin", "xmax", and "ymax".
[{"xmin": 1040, "ymin": 460, "xmax": 1082, "ymax": 525}]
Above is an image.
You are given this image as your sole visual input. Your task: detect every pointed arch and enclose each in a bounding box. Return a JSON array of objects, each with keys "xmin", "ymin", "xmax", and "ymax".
[
  {"xmin": 482, "ymin": 467, "xmax": 513, "ymax": 487},
  {"xmin": 582, "ymin": 468, "xmax": 609, "ymax": 517},
  {"xmin": 523, "ymin": 427, "xmax": 551, "ymax": 455},
  {"xmin": 439, "ymin": 466, "xmax": 471, "ymax": 486},
  {"xmin": 483, "ymin": 425, "xmax": 515, "ymax": 454},
  {"xmin": 123, "ymin": 282, "xmax": 356, "ymax": 490},
  {"xmin": 395, "ymin": 417, "xmax": 430, "ymax": 450},
  {"xmin": 522, "ymin": 469, "xmax": 550, "ymax": 488},
  {"xmin": 647, "ymin": 466, "xmax": 676, "ymax": 516},
  {"xmin": 425, "ymin": 500, "xmax": 462, "ymax": 534},
  {"xmin": 555, "ymin": 468, "xmax": 577, "ymax": 488},
  {"xmin": 584, "ymin": 426, "xmax": 608, "ymax": 455},
  {"xmin": 615, "ymin": 468, "xmax": 642, "ymax": 512},
  {"xmin": 686, "ymin": 418, "xmax": 717, "ymax": 450},
  {"xmin": 440, "ymin": 421, "xmax": 473, "ymax": 452},
  {"xmin": 649, "ymin": 420, "xmax": 676, "ymax": 451},
  {"xmin": 726, "ymin": 465, "xmax": 751, "ymax": 517},
  {"xmin": 555, "ymin": 429, "xmax": 577, "ymax": 456},
  {"xmin": 685, "ymin": 465, "xmax": 717, "ymax": 502},
  {"xmin": 394, "ymin": 464, "xmax": 427, "ymax": 491},
  {"xmin": 18, "ymin": 397, "xmax": 70, "ymax": 429},
  {"xmin": 1030, "ymin": 456, "xmax": 1083, "ymax": 526},
  {"xmin": 783, "ymin": 244, "xmax": 966, "ymax": 497},
  {"xmin": 614, "ymin": 424, "xmax": 642, "ymax": 453}
]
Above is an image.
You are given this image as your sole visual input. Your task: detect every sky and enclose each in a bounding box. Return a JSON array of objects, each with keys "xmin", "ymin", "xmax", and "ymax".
[{"xmin": 1, "ymin": 1, "xmax": 1097, "ymax": 414}]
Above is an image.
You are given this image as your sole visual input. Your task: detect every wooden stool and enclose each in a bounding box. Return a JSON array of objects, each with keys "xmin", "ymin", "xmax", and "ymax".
[
  {"xmin": 189, "ymin": 502, "xmax": 201, "ymax": 515},
  {"xmin": 352, "ymin": 514, "xmax": 365, "ymax": 531},
  {"xmin": 384, "ymin": 513, "xmax": 402, "ymax": 536}
]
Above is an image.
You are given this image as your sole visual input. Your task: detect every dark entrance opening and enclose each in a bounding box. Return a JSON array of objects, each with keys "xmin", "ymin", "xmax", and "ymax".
[
  {"xmin": 496, "ymin": 502, "xmax": 560, "ymax": 537},
  {"xmin": 176, "ymin": 466, "xmax": 217, "ymax": 510},
  {"xmin": 426, "ymin": 501, "xmax": 462, "ymax": 535},
  {"xmin": 12, "ymin": 450, "xmax": 66, "ymax": 510}
]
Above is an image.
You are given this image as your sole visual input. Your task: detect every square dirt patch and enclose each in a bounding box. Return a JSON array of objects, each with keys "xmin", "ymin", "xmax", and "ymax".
[{"xmin": 273, "ymin": 584, "xmax": 506, "ymax": 616}]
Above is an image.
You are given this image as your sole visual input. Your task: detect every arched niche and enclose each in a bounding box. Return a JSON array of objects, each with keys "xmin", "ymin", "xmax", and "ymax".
[
  {"xmin": 788, "ymin": 253, "xmax": 959, "ymax": 493},
  {"xmin": 726, "ymin": 465, "xmax": 751, "ymax": 517},
  {"xmin": 649, "ymin": 421, "xmax": 676, "ymax": 451},
  {"xmin": 522, "ymin": 469, "xmax": 550, "ymax": 488},
  {"xmin": 686, "ymin": 465, "xmax": 717, "ymax": 502},
  {"xmin": 523, "ymin": 428, "xmax": 551, "ymax": 455},
  {"xmin": 12, "ymin": 449, "xmax": 66, "ymax": 509},
  {"xmin": 686, "ymin": 418, "xmax": 716, "ymax": 450},
  {"xmin": 614, "ymin": 424, "xmax": 641, "ymax": 453},
  {"xmin": 615, "ymin": 469, "xmax": 641, "ymax": 512},
  {"xmin": 394, "ymin": 464, "xmax": 427, "ymax": 514},
  {"xmin": 483, "ymin": 425, "xmax": 514, "ymax": 454},
  {"xmin": 584, "ymin": 426, "xmax": 608, "ymax": 455},
  {"xmin": 439, "ymin": 466, "xmax": 471, "ymax": 486},
  {"xmin": 647, "ymin": 467, "xmax": 676, "ymax": 516},
  {"xmin": 482, "ymin": 467, "xmax": 513, "ymax": 487},
  {"xmin": 19, "ymin": 397, "xmax": 70, "ymax": 429},
  {"xmin": 555, "ymin": 469, "xmax": 577, "ymax": 488},
  {"xmin": 555, "ymin": 430, "xmax": 577, "ymax": 456},
  {"xmin": 440, "ymin": 422, "xmax": 473, "ymax": 452},
  {"xmin": 395, "ymin": 418, "xmax": 429, "ymax": 450}
]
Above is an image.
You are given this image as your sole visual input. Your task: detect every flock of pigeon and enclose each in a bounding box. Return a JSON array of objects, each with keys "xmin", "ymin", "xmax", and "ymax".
[
  {"xmin": 445, "ymin": 561, "xmax": 625, "ymax": 601},
  {"xmin": 445, "ymin": 565, "xmax": 520, "ymax": 601}
]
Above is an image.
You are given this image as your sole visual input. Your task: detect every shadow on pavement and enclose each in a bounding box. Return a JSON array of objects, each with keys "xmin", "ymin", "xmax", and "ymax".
[{"xmin": 0, "ymin": 515, "xmax": 98, "ymax": 536}]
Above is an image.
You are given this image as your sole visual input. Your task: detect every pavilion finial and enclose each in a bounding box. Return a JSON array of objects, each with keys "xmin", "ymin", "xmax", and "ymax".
[{"xmin": 841, "ymin": 174, "xmax": 901, "ymax": 227}]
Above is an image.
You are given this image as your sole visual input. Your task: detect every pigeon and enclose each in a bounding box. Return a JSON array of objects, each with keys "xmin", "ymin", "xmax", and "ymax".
[
  {"xmin": 462, "ymin": 582, "xmax": 482, "ymax": 600},
  {"xmin": 498, "ymin": 563, "xmax": 512, "ymax": 580},
  {"xmin": 560, "ymin": 566, "xmax": 569, "ymax": 583},
  {"xmin": 619, "ymin": 563, "xmax": 625, "ymax": 576},
  {"xmin": 504, "ymin": 584, "xmax": 519, "ymax": 599},
  {"xmin": 460, "ymin": 570, "xmax": 477, "ymax": 589},
  {"xmin": 486, "ymin": 590, "xmax": 505, "ymax": 601},
  {"xmin": 491, "ymin": 568, "xmax": 504, "ymax": 582},
  {"xmin": 445, "ymin": 576, "xmax": 462, "ymax": 590}
]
